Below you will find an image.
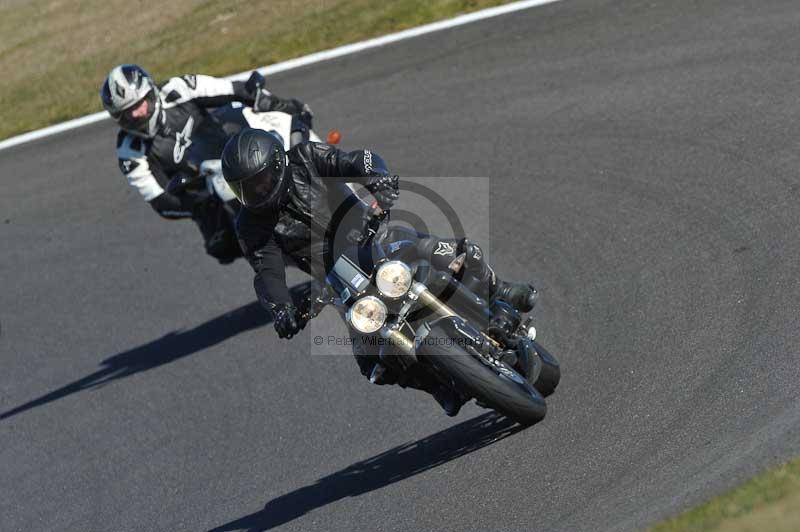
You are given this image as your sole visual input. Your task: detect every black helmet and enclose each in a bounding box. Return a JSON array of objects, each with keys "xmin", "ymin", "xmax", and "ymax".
[
  {"xmin": 100, "ymin": 64, "xmax": 163, "ymax": 138},
  {"xmin": 221, "ymin": 128, "xmax": 289, "ymax": 210}
]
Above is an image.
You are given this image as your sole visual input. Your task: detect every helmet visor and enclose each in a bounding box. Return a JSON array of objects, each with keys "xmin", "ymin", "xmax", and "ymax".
[
  {"xmin": 117, "ymin": 89, "xmax": 158, "ymax": 134},
  {"xmin": 228, "ymin": 148, "xmax": 286, "ymax": 208}
]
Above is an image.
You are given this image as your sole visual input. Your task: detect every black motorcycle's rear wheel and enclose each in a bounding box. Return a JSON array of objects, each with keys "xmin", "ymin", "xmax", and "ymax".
[{"xmin": 420, "ymin": 318, "xmax": 547, "ymax": 426}]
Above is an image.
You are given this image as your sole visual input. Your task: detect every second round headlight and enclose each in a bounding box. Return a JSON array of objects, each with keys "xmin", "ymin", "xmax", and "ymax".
[
  {"xmin": 375, "ymin": 261, "xmax": 413, "ymax": 298},
  {"xmin": 347, "ymin": 296, "xmax": 388, "ymax": 333}
]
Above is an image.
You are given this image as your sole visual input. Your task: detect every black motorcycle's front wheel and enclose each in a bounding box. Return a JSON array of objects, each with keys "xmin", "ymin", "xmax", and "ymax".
[{"xmin": 420, "ymin": 317, "xmax": 547, "ymax": 426}]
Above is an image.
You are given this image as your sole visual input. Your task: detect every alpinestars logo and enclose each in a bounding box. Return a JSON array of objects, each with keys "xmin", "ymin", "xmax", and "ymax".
[
  {"xmin": 433, "ymin": 241, "xmax": 456, "ymax": 256},
  {"xmin": 472, "ymin": 245, "xmax": 482, "ymax": 261},
  {"xmin": 173, "ymin": 116, "xmax": 194, "ymax": 164},
  {"xmin": 363, "ymin": 150, "xmax": 373, "ymax": 174},
  {"xmin": 182, "ymin": 74, "xmax": 197, "ymax": 89}
]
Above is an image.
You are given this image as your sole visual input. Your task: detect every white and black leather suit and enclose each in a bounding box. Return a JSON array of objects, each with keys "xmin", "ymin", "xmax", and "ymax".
[{"xmin": 114, "ymin": 74, "xmax": 308, "ymax": 259}]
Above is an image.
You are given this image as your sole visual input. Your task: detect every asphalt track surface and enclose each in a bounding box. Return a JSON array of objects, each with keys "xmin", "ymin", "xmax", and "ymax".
[{"xmin": 3, "ymin": 1, "xmax": 800, "ymax": 530}]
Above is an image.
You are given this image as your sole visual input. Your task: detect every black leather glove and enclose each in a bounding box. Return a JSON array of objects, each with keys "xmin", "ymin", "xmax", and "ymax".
[
  {"xmin": 254, "ymin": 91, "xmax": 306, "ymax": 115},
  {"xmin": 273, "ymin": 303, "xmax": 302, "ymax": 339},
  {"xmin": 366, "ymin": 174, "xmax": 400, "ymax": 210}
]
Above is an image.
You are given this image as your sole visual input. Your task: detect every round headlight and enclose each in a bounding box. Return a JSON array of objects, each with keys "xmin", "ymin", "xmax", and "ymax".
[
  {"xmin": 375, "ymin": 261, "xmax": 412, "ymax": 298},
  {"xmin": 347, "ymin": 296, "xmax": 387, "ymax": 333}
]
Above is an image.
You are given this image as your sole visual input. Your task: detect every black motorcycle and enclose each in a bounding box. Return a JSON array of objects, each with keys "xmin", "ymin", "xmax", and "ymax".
[{"xmin": 303, "ymin": 209, "xmax": 561, "ymax": 426}]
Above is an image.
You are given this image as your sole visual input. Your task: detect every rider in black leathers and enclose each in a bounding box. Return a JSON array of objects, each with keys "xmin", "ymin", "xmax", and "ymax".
[
  {"xmin": 220, "ymin": 128, "xmax": 538, "ymax": 415},
  {"xmin": 101, "ymin": 64, "xmax": 312, "ymax": 263}
]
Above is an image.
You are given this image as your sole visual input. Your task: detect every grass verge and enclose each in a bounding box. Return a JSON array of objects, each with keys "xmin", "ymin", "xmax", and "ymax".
[
  {"xmin": 650, "ymin": 456, "xmax": 800, "ymax": 532},
  {"xmin": 0, "ymin": 0, "xmax": 517, "ymax": 140}
]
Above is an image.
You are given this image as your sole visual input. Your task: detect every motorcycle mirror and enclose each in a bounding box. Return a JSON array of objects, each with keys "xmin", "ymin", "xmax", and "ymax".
[
  {"xmin": 326, "ymin": 129, "xmax": 342, "ymax": 144},
  {"xmin": 245, "ymin": 71, "xmax": 266, "ymax": 93}
]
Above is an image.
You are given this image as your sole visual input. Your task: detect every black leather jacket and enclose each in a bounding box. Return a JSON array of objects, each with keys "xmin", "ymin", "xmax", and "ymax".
[{"xmin": 236, "ymin": 142, "xmax": 389, "ymax": 308}]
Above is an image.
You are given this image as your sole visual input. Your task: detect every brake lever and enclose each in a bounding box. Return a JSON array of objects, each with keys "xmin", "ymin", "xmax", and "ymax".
[{"xmin": 358, "ymin": 205, "xmax": 389, "ymax": 247}]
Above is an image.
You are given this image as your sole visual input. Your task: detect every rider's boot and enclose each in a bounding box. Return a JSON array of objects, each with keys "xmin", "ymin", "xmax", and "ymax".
[
  {"xmin": 191, "ymin": 195, "xmax": 236, "ymax": 264},
  {"xmin": 494, "ymin": 280, "xmax": 538, "ymax": 313}
]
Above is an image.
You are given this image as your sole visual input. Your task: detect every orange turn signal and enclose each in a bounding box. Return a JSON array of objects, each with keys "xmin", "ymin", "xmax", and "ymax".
[{"xmin": 326, "ymin": 129, "xmax": 342, "ymax": 144}]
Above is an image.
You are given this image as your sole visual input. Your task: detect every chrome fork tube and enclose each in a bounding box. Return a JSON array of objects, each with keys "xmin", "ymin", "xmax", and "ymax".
[{"xmin": 410, "ymin": 282, "xmax": 459, "ymax": 320}]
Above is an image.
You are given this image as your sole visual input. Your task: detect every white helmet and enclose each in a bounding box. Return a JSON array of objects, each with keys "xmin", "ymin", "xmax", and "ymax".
[{"xmin": 100, "ymin": 64, "xmax": 163, "ymax": 138}]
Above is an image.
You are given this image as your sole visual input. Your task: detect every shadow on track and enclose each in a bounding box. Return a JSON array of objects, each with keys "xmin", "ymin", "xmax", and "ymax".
[
  {"xmin": 206, "ymin": 412, "xmax": 523, "ymax": 532},
  {"xmin": 0, "ymin": 300, "xmax": 271, "ymax": 421}
]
